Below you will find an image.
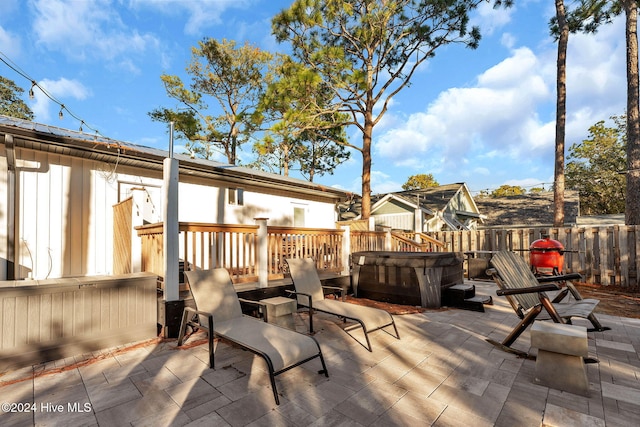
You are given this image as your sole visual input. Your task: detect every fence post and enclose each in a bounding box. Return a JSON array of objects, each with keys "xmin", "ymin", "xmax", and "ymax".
[
  {"xmin": 255, "ymin": 218, "xmax": 269, "ymax": 288},
  {"xmin": 341, "ymin": 225, "xmax": 351, "ymax": 276},
  {"xmin": 383, "ymin": 226, "xmax": 392, "ymax": 250}
]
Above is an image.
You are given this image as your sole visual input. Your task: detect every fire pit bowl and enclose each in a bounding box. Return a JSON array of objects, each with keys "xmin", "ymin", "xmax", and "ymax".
[{"xmin": 351, "ymin": 251, "xmax": 464, "ymax": 308}]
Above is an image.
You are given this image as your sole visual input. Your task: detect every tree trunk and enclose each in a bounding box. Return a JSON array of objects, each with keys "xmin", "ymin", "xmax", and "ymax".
[
  {"xmin": 553, "ymin": 0, "xmax": 569, "ymax": 227},
  {"xmin": 283, "ymin": 143, "xmax": 290, "ymax": 176},
  {"xmin": 361, "ymin": 117, "xmax": 373, "ymax": 220},
  {"xmin": 625, "ymin": 1, "xmax": 640, "ymax": 225}
]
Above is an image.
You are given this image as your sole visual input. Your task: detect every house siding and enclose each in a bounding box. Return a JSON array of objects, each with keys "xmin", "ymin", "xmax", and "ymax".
[
  {"xmin": 0, "ymin": 147, "xmax": 7, "ymax": 280},
  {"xmin": 373, "ymin": 212, "xmax": 414, "ymax": 230},
  {"xmin": 16, "ymin": 149, "xmax": 116, "ymax": 279},
  {"xmin": 3, "ymin": 146, "xmax": 340, "ymax": 280}
]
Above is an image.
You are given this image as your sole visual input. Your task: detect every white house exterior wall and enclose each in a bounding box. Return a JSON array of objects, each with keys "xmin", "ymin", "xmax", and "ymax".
[
  {"xmin": 15, "ymin": 149, "xmax": 118, "ymax": 279},
  {"xmin": 178, "ymin": 182, "xmax": 336, "ymax": 228},
  {"xmin": 3, "ymin": 147, "xmax": 340, "ymax": 280}
]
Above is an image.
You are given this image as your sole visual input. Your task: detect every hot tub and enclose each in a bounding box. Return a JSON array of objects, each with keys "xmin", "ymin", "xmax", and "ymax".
[{"xmin": 351, "ymin": 251, "xmax": 464, "ymax": 308}]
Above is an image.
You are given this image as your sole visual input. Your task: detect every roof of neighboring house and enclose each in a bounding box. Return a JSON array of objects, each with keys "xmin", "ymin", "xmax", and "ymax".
[
  {"xmin": 337, "ymin": 183, "xmax": 480, "ymax": 221},
  {"xmin": 377, "ymin": 183, "xmax": 479, "ymax": 215},
  {"xmin": 0, "ymin": 115, "xmax": 351, "ymax": 203},
  {"xmin": 474, "ymin": 191, "xmax": 580, "ymax": 227}
]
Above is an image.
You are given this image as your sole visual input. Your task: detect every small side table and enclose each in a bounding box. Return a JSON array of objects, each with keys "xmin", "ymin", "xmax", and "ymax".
[
  {"xmin": 259, "ymin": 297, "xmax": 297, "ymax": 329},
  {"xmin": 530, "ymin": 322, "xmax": 590, "ymax": 396}
]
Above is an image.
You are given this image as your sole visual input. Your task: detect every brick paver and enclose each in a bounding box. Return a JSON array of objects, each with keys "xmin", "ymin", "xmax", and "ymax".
[{"xmin": 1, "ymin": 281, "xmax": 638, "ymax": 426}]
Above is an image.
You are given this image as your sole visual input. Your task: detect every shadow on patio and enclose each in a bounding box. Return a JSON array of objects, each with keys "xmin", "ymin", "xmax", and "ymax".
[{"xmin": 1, "ymin": 281, "xmax": 639, "ymax": 426}]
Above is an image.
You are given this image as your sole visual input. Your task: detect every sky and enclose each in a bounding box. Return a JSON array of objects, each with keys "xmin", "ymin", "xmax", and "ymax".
[{"xmin": 0, "ymin": 0, "xmax": 628, "ymax": 196}]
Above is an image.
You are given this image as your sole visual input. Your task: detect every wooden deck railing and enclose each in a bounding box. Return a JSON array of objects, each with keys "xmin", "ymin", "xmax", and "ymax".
[
  {"xmin": 137, "ymin": 222, "xmax": 259, "ymax": 283},
  {"xmin": 136, "ymin": 222, "xmax": 640, "ymax": 288},
  {"xmin": 350, "ymin": 230, "xmax": 445, "ymax": 253},
  {"xmin": 267, "ymin": 227, "xmax": 344, "ymax": 275},
  {"xmin": 137, "ymin": 222, "xmax": 345, "ymax": 284}
]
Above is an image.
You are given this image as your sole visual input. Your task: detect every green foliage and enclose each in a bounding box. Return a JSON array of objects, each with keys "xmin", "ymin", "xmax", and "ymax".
[
  {"xmin": 491, "ymin": 185, "xmax": 526, "ymax": 197},
  {"xmin": 296, "ymin": 128, "xmax": 350, "ymax": 181},
  {"xmin": 402, "ymin": 174, "xmax": 440, "ymax": 190},
  {"xmin": 529, "ymin": 187, "xmax": 545, "ymax": 194},
  {"xmin": 0, "ymin": 76, "xmax": 34, "ymax": 120},
  {"xmin": 253, "ymin": 55, "xmax": 350, "ymax": 179},
  {"xmin": 566, "ymin": 116, "xmax": 626, "ymax": 215},
  {"xmin": 149, "ymin": 39, "xmax": 273, "ymax": 164},
  {"xmin": 272, "ymin": 0, "xmax": 494, "ymax": 217}
]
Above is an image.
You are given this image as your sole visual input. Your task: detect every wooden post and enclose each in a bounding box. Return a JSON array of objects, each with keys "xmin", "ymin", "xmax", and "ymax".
[
  {"xmin": 163, "ymin": 157, "xmax": 179, "ymax": 302},
  {"xmin": 383, "ymin": 226, "xmax": 392, "ymax": 251},
  {"xmin": 255, "ymin": 218, "xmax": 268, "ymax": 288},
  {"xmin": 341, "ymin": 225, "xmax": 350, "ymax": 276}
]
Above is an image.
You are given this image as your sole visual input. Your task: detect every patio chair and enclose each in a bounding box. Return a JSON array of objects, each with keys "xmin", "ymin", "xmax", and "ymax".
[
  {"xmin": 486, "ymin": 250, "xmax": 609, "ymax": 358},
  {"xmin": 177, "ymin": 268, "xmax": 329, "ymax": 405},
  {"xmin": 285, "ymin": 257, "xmax": 400, "ymax": 352}
]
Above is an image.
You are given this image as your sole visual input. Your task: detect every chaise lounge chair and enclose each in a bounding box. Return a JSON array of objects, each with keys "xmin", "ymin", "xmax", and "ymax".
[
  {"xmin": 486, "ymin": 250, "xmax": 609, "ymax": 358},
  {"xmin": 285, "ymin": 257, "xmax": 400, "ymax": 352},
  {"xmin": 177, "ymin": 268, "xmax": 329, "ymax": 405}
]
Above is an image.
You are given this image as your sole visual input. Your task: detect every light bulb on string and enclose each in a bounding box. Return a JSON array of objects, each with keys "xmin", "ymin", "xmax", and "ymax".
[
  {"xmin": 29, "ymin": 81, "xmax": 36, "ymax": 99},
  {"xmin": 58, "ymin": 105, "xmax": 64, "ymax": 120}
]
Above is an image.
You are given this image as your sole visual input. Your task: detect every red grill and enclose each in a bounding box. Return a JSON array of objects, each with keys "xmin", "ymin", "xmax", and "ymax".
[{"xmin": 529, "ymin": 235, "xmax": 564, "ymax": 275}]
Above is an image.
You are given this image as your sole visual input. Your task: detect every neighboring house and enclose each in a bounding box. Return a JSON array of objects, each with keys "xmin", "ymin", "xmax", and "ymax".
[
  {"xmin": 0, "ymin": 116, "xmax": 350, "ymax": 281},
  {"xmin": 474, "ymin": 191, "xmax": 580, "ymax": 227},
  {"xmin": 338, "ymin": 183, "xmax": 484, "ymax": 232}
]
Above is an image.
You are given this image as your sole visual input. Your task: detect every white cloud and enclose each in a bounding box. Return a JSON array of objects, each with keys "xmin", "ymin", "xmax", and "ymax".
[
  {"xmin": 130, "ymin": 0, "xmax": 255, "ymax": 36},
  {"xmin": 374, "ymin": 14, "xmax": 627, "ymax": 184},
  {"xmin": 501, "ymin": 33, "xmax": 516, "ymax": 49},
  {"xmin": 0, "ymin": 26, "xmax": 21, "ymax": 58},
  {"xmin": 30, "ymin": 0, "xmax": 159, "ymax": 65},
  {"xmin": 371, "ymin": 170, "xmax": 403, "ymax": 194},
  {"xmin": 31, "ymin": 78, "xmax": 90, "ymax": 121},
  {"xmin": 472, "ymin": 2, "xmax": 515, "ymax": 36},
  {"xmin": 375, "ymin": 47, "xmax": 553, "ymax": 168}
]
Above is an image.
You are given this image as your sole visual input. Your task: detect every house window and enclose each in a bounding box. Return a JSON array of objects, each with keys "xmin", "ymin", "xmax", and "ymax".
[
  {"xmin": 293, "ymin": 206, "xmax": 306, "ymax": 227},
  {"xmin": 228, "ymin": 188, "xmax": 244, "ymax": 206}
]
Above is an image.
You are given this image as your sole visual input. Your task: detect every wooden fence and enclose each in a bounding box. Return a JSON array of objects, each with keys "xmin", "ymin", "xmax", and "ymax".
[{"xmin": 429, "ymin": 226, "xmax": 640, "ymax": 287}]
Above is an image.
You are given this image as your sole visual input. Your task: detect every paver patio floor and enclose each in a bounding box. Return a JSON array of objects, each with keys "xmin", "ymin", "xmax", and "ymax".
[{"xmin": 1, "ymin": 281, "xmax": 639, "ymax": 426}]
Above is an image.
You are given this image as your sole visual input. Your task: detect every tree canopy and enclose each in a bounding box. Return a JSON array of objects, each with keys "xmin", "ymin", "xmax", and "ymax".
[
  {"xmin": 272, "ymin": 0, "xmax": 494, "ymax": 219},
  {"xmin": 252, "ymin": 55, "xmax": 350, "ymax": 180},
  {"xmin": 491, "ymin": 185, "xmax": 526, "ymax": 197},
  {"xmin": 149, "ymin": 39, "xmax": 273, "ymax": 164},
  {"xmin": 402, "ymin": 173, "xmax": 439, "ymax": 190},
  {"xmin": 0, "ymin": 76, "xmax": 34, "ymax": 120},
  {"xmin": 564, "ymin": 0, "xmax": 640, "ymax": 224},
  {"xmin": 566, "ymin": 116, "xmax": 627, "ymax": 215}
]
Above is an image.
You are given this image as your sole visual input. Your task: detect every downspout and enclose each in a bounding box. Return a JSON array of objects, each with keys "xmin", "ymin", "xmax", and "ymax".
[{"xmin": 5, "ymin": 133, "xmax": 16, "ymax": 280}]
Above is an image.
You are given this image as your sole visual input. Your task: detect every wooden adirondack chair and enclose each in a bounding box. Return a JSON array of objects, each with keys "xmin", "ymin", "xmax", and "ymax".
[{"xmin": 486, "ymin": 251, "xmax": 609, "ymax": 358}]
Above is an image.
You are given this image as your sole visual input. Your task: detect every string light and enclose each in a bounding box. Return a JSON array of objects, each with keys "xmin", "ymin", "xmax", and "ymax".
[{"xmin": 0, "ymin": 50, "xmax": 103, "ymax": 137}]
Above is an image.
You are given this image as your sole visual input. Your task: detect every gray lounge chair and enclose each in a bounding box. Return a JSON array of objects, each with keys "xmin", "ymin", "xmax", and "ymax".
[
  {"xmin": 177, "ymin": 268, "xmax": 328, "ymax": 405},
  {"xmin": 286, "ymin": 257, "xmax": 400, "ymax": 351}
]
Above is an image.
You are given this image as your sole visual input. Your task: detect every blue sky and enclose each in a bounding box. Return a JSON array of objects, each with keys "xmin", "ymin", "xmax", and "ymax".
[{"xmin": 0, "ymin": 0, "xmax": 627, "ymax": 196}]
